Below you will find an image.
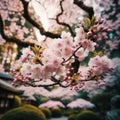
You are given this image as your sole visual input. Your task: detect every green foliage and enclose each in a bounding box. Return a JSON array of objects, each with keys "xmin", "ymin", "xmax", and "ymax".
[
  {"xmin": 106, "ymin": 109, "xmax": 120, "ymax": 120},
  {"xmin": 110, "ymin": 45, "xmax": 120, "ymax": 58},
  {"xmin": 90, "ymin": 92, "xmax": 115, "ymax": 119},
  {"xmin": 84, "ymin": 16, "xmax": 96, "ymax": 30},
  {"xmin": 110, "ymin": 95, "xmax": 120, "ymax": 109},
  {"xmin": 62, "ymin": 99, "xmax": 71, "ymax": 106},
  {"xmin": 1, "ymin": 104, "xmax": 46, "ymax": 120},
  {"xmin": 68, "ymin": 114, "xmax": 77, "ymax": 120},
  {"xmin": 63, "ymin": 109, "xmax": 79, "ymax": 116},
  {"xmin": 40, "ymin": 107, "xmax": 51, "ymax": 119},
  {"xmin": 12, "ymin": 96, "xmax": 22, "ymax": 108},
  {"xmin": 51, "ymin": 107, "xmax": 62, "ymax": 118},
  {"xmin": 75, "ymin": 91, "xmax": 89, "ymax": 100},
  {"xmin": 91, "ymin": 92, "xmax": 114, "ymax": 107},
  {"xmin": 33, "ymin": 94, "xmax": 49, "ymax": 105},
  {"xmin": 76, "ymin": 110, "xmax": 100, "ymax": 120},
  {"xmin": 30, "ymin": 94, "xmax": 41, "ymax": 106}
]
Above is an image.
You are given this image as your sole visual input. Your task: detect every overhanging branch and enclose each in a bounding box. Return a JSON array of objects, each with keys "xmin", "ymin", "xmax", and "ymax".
[
  {"xmin": 74, "ymin": 0, "xmax": 94, "ymax": 19},
  {"xmin": 20, "ymin": 0, "xmax": 60, "ymax": 38},
  {"xmin": 0, "ymin": 15, "xmax": 35, "ymax": 47},
  {"xmin": 25, "ymin": 76, "xmax": 69, "ymax": 88},
  {"xmin": 56, "ymin": 0, "xmax": 75, "ymax": 37}
]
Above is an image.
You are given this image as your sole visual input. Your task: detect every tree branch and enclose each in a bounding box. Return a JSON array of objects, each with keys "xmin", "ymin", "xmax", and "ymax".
[
  {"xmin": 20, "ymin": 0, "xmax": 60, "ymax": 38},
  {"xmin": 25, "ymin": 76, "xmax": 69, "ymax": 88},
  {"xmin": 0, "ymin": 15, "xmax": 35, "ymax": 47},
  {"xmin": 56, "ymin": 0, "xmax": 75, "ymax": 37},
  {"xmin": 74, "ymin": 0, "xmax": 94, "ymax": 19}
]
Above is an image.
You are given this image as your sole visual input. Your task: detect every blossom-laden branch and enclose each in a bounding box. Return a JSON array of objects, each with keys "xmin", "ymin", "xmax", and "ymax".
[
  {"xmin": 0, "ymin": 0, "xmax": 95, "ymax": 48},
  {"xmin": 56, "ymin": 0, "xmax": 75, "ymax": 37},
  {"xmin": 20, "ymin": 0, "xmax": 60, "ymax": 38},
  {"xmin": 25, "ymin": 76, "xmax": 70, "ymax": 88},
  {"xmin": 0, "ymin": 0, "xmax": 113, "ymax": 89},
  {"xmin": 11, "ymin": 20, "xmax": 112, "ymax": 90},
  {"xmin": 0, "ymin": 15, "xmax": 35, "ymax": 47}
]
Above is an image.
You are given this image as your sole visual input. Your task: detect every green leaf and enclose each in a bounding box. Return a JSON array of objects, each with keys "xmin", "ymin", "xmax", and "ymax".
[
  {"xmin": 84, "ymin": 17, "xmax": 91, "ymax": 26},
  {"xmin": 91, "ymin": 16, "xmax": 96, "ymax": 25}
]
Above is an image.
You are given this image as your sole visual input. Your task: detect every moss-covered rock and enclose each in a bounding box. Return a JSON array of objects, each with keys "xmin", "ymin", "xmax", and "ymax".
[
  {"xmin": 63, "ymin": 109, "xmax": 79, "ymax": 116},
  {"xmin": 68, "ymin": 114, "xmax": 77, "ymax": 120},
  {"xmin": 76, "ymin": 110, "xmax": 100, "ymax": 120},
  {"xmin": 40, "ymin": 107, "xmax": 51, "ymax": 119},
  {"xmin": 51, "ymin": 107, "xmax": 62, "ymax": 118},
  {"xmin": 1, "ymin": 104, "xmax": 46, "ymax": 120}
]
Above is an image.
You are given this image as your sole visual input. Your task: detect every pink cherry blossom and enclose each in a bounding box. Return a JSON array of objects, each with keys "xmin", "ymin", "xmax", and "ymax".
[
  {"xmin": 20, "ymin": 63, "xmax": 31, "ymax": 76},
  {"xmin": 88, "ymin": 55, "xmax": 112, "ymax": 75},
  {"xmin": 31, "ymin": 64, "xmax": 43, "ymax": 79},
  {"xmin": 0, "ymin": 0, "xmax": 113, "ymax": 90}
]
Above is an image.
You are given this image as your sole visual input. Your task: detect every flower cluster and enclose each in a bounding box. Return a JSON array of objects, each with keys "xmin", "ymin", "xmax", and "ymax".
[{"xmin": 11, "ymin": 17, "xmax": 112, "ymax": 90}]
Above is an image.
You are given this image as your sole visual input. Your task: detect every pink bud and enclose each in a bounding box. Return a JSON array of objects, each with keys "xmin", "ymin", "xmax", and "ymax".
[
  {"xmin": 93, "ymin": 35, "xmax": 97, "ymax": 39},
  {"xmin": 87, "ymin": 31, "xmax": 93, "ymax": 36},
  {"xmin": 103, "ymin": 35, "xmax": 108, "ymax": 39},
  {"xmin": 99, "ymin": 19, "xmax": 104, "ymax": 24},
  {"xmin": 107, "ymin": 29, "xmax": 112, "ymax": 32},
  {"xmin": 94, "ymin": 21, "xmax": 99, "ymax": 25},
  {"xmin": 102, "ymin": 28, "xmax": 108, "ymax": 32},
  {"xmin": 97, "ymin": 37, "xmax": 102, "ymax": 41}
]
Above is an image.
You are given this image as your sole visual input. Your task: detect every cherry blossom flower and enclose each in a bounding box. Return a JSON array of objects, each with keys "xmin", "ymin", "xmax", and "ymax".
[
  {"xmin": 0, "ymin": 0, "xmax": 113, "ymax": 90},
  {"xmin": 31, "ymin": 64, "xmax": 43, "ymax": 79},
  {"xmin": 67, "ymin": 98, "xmax": 95, "ymax": 109},
  {"xmin": 88, "ymin": 55, "xmax": 112, "ymax": 76},
  {"xmin": 39, "ymin": 100, "xmax": 65, "ymax": 108}
]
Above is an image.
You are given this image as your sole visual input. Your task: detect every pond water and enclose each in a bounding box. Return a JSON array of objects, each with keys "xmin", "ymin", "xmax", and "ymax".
[{"xmin": 49, "ymin": 116, "xmax": 67, "ymax": 120}]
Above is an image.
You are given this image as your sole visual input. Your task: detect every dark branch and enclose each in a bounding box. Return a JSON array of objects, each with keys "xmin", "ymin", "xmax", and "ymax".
[
  {"xmin": 74, "ymin": 0, "xmax": 94, "ymax": 19},
  {"xmin": 25, "ymin": 76, "xmax": 69, "ymax": 88},
  {"xmin": 0, "ymin": 15, "xmax": 35, "ymax": 47},
  {"xmin": 24, "ymin": 74, "xmax": 103, "ymax": 88},
  {"xmin": 20, "ymin": 0, "xmax": 60, "ymax": 38},
  {"xmin": 56, "ymin": 0, "xmax": 75, "ymax": 37},
  {"xmin": 71, "ymin": 58, "xmax": 80, "ymax": 73},
  {"xmin": 62, "ymin": 45, "xmax": 82, "ymax": 64}
]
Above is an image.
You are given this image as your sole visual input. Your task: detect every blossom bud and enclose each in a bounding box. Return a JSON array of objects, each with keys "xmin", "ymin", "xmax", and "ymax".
[
  {"xmin": 100, "ymin": 26, "xmax": 104, "ymax": 31},
  {"xmin": 94, "ymin": 21, "xmax": 99, "ymax": 25},
  {"xmin": 107, "ymin": 29, "xmax": 112, "ymax": 32},
  {"xmin": 99, "ymin": 19, "xmax": 104, "ymax": 24},
  {"xmin": 102, "ymin": 28, "xmax": 108, "ymax": 32},
  {"xmin": 97, "ymin": 37, "xmax": 102, "ymax": 41},
  {"xmin": 87, "ymin": 31, "xmax": 93, "ymax": 36},
  {"xmin": 93, "ymin": 35, "xmax": 97, "ymax": 39},
  {"xmin": 103, "ymin": 35, "xmax": 108, "ymax": 39}
]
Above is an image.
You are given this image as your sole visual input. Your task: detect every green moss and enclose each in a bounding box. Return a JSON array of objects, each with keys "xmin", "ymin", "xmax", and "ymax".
[
  {"xmin": 1, "ymin": 104, "xmax": 46, "ymax": 120},
  {"xmin": 68, "ymin": 114, "xmax": 77, "ymax": 120},
  {"xmin": 51, "ymin": 107, "xmax": 62, "ymax": 118},
  {"xmin": 40, "ymin": 108, "xmax": 51, "ymax": 119},
  {"xmin": 63, "ymin": 109, "xmax": 79, "ymax": 116},
  {"xmin": 76, "ymin": 110, "xmax": 100, "ymax": 120}
]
